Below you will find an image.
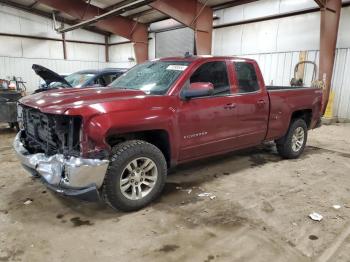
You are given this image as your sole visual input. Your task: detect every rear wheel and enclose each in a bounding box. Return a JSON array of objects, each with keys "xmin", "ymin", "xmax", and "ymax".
[
  {"xmin": 102, "ymin": 140, "xmax": 167, "ymax": 211},
  {"xmin": 276, "ymin": 118, "xmax": 308, "ymax": 159}
]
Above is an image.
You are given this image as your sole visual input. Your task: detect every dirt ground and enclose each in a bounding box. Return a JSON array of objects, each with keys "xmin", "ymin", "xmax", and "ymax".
[{"xmin": 1, "ymin": 123, "xmax": 350, "ymax": 262}]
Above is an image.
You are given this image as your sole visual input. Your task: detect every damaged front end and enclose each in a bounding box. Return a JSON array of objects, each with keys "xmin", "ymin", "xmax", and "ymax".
[{"xmin": 14, "ymin": 105, "xmax": 109, "ymax": 201}]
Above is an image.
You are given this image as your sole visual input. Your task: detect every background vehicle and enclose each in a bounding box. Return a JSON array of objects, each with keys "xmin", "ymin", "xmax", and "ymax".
[
  {"xmin": 33, "ymin": 64, "xmax": 127, "ymax": 93},
  {"xmin": 38, "ymin": 73, "xmax": 70, "ymax": 89},
  {"xmin": 14, "ymin": 56, "xmax": 322, "ymax": 211},
  {"xmin": 0, "ymin": 77, "xmax": 26, "ymax": 129}
]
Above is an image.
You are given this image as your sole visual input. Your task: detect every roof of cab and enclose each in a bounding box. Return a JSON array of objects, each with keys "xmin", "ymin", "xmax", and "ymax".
[
  {"xmin": 155, "ymin": 55, "xmax": 255, "ymax": 63},
  {"xmin": 75, "ymin": 68, "xmax": 128, "ymax": 75}
]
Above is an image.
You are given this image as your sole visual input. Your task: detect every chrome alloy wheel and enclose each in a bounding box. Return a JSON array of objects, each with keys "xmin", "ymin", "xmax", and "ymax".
[
  {"xmin": 119, "ymin": 157, "xmax": 158, "ymax": 200},
  {"xmin": 291, "ymin": 127, "xmax": 305, "ymax": 152}
]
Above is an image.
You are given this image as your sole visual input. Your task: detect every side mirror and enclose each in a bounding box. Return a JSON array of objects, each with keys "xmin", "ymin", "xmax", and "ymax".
[{"xmin": 182, "ymin": 82, "xmax": 214, "ymax": 99}]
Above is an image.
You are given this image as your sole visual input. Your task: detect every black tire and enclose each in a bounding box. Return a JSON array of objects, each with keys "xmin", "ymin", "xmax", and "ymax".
[
  {"xmin": 276, "ymin": 118, "xmax": 308, "ymax": 159},
  {"xmin": 102, "ymin": 140, "xmax": 167, "ymax": 212}
]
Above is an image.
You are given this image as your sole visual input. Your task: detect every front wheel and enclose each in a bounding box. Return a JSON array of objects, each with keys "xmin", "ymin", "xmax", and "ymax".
[
  {"xmin": 102, "ymin": 140, "xmax": 167, "ymax": 212},
  {"xmin": 276, "ymin": 119, "xmax": 308, "ymax": 159}
]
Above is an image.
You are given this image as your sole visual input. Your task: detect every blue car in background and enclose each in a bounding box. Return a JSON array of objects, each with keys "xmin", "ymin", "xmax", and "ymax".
[{"xmin": 33, "ymin": 64, "xmax": 128, "ymax": 93}]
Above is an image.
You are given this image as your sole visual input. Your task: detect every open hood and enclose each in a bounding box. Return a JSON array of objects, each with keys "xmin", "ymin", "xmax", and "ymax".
[{"xmin": 32, "ymin": 64, "xmax": 72, "ymax": 87}]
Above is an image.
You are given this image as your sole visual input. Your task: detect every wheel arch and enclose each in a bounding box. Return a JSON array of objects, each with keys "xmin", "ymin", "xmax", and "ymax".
[
  {"xmin": 290, "ymin": 109, "xmax": 312, "ymax": 128},
  {"xmin": 106, "ymin": 129, "xmax": 171, "ymax": 168}
]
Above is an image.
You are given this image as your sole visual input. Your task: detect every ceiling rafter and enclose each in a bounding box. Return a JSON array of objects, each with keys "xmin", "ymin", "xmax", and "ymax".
[
  {"xmin": 314, "ymin": 0, "xmax": 327, "ymax": 8},
  {"xmin": 0, "ymin": 0, "xmax": 110, "ymax": 35},
  {"xmin": 103, "ymin": 0, "xmax": 139, "ymax": 11},
  {"xmin": 28, "ymin": 0, "xmax": 39, "ymax": 9}
]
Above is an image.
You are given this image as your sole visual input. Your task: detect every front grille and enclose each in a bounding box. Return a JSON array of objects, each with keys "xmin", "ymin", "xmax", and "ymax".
[{"xmin": 21, "ymin": 105, "xmax": 81, "ymax": 156}]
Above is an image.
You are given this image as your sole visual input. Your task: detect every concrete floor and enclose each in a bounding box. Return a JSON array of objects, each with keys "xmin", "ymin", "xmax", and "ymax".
[{"xmin": 1, "ymin": 123, "xmax": 350, "ymax": 262}]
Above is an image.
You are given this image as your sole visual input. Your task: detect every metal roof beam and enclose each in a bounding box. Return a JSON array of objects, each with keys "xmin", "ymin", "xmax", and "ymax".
[
  {"xmin": 37, "ymin": 0, "xmax": 149, "ymax": 63},
  {"xmin": 57, "ymin": 0, "xmax": 153, "ymax": 33},
  {"xmin": 0, "ymin": 0, "xmax": 109, "ymax": 35}
]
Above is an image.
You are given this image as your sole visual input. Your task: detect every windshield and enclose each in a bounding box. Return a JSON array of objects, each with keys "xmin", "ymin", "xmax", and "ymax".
[
  {"xmin": 49, "ymin": 72, "xmax": 95, "ymax": 88},
  {"xmin": 109, "ymin": 61, "xmax": 190, "ymax": 95}
]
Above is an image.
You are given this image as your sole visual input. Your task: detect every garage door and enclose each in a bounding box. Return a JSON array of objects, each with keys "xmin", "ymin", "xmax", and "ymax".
[{"xmin": 155, "ymin": 27, "xmax": 195, "ymax": 58}]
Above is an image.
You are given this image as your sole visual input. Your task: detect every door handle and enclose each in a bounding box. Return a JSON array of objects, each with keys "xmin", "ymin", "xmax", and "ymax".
[
  {"xmin": 257, "ymin": 100, "xmax": 266, "ymax": 107},
  {"xmin": 224, "ymin": 103, "xmax": 236, "ymax": 110}
]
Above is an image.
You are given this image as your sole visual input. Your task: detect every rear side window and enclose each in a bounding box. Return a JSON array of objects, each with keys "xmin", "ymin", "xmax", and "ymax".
[
  {"xmin": 234, "ymin": 62, "xmax": 259, "ymax": 93},
  {"xmin": 190, "ymin": 61, "xmax": 230, "ymax": 95}
]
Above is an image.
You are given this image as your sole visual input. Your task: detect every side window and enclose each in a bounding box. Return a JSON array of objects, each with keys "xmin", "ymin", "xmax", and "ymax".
[
  {"xmin": 92, "ymin": 76, "xmax": 105, "ymax": 86},
  {"xmin": 190, "ymin": 61, "xmax": 230, "ymax": 96},
  {"xmin": 102, "ymin": 73, "xmax": 120, "ymax": 85},
  {"xmin": 94, "ymin": 73, "xmax": 121, "ymax": 86},
  {"xmin": 234, "ymin": 62, "xmax": 260, "ymax": 93}
]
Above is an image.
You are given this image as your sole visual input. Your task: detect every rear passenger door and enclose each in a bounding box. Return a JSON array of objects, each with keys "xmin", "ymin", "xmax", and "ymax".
[{"xmin": 230, "ymin": 61, "xmax": 269, "ymax": 147}]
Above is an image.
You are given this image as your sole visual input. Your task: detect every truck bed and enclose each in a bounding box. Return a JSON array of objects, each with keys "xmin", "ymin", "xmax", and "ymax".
[{"xmin": 265, "ymin": 86, "xmax": 323, "ymax": 141}]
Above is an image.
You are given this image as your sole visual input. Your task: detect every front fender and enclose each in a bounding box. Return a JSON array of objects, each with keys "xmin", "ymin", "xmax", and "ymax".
[{"xmin": 83, "ymin": 108, "xmax": 178, "ymax": 160}]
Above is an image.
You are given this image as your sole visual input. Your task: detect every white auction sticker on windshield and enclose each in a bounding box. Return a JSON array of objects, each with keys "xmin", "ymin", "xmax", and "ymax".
[{"xmin": 166, "ymin": 65, "xmax": 188, "ymax": 71}]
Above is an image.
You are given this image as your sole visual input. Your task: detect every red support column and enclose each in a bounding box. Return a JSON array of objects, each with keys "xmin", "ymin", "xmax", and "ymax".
[
  {"xmin": 150, "ymin": 0, "xmax": 213, "ymax": 55},
  {"xmin": 317, "ymin": 0, "xmax": 342, "ymax": 114},
  {"xmin": 38, "ymin": 0, "xmax": 148, "ymax": 63}
]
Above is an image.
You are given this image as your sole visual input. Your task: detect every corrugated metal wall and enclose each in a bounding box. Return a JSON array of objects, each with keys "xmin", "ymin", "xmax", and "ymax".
[
  {"xmin": 333, "ymin": 49, "xmax": 350, "ymax": 120},
  {"xmin": 241, "ymin": 51, "xmax": 319, "ymax": 87}
]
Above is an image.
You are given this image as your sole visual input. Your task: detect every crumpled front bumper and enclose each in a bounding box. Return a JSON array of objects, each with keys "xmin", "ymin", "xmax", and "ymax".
[{"xmin": 13, "ymin": 131, "xmax": 109, "ymax": 201}]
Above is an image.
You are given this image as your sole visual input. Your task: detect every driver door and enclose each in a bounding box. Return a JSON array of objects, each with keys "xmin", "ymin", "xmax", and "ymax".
[{"xmin": 177, "ymin": 60, "xmax": 238, "ymax": 161}]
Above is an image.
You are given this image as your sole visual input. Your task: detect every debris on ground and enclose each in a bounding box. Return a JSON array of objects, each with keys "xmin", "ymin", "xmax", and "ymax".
[
  {"xmin": 181, "ymin": 188, "xmax": 192, "ymax": 194},
  {"xmin": 198, "ymin": 193, "xmax": 211, "ymax": 197},
  {"xmin": 309, "ymin": 212, "xmax": 323, "ymax": 221},
  {"xmin": 23, "ymin": 198, "xmax": 33, "ymax": 205},
  {"xmin": 176, "ymin": 187, "xmax": 192, "ymax": 194},
  {"xmin": 333, "ymin": 204, "xmax": 341, "ymax": 210},
  {"xmin": 198, "ymin": 192, "xmax": 216, "ymax": 200},
  {"xmin": 0, "ymin": 209, "xmax": 8, "ymax": 214},
  {"xmin": 309, "ymin": 235, "xmax": 319, "ymax": 240},
  {"xmin": 261, "ymin": 200, "xmax": 275, "ymax": 213}
]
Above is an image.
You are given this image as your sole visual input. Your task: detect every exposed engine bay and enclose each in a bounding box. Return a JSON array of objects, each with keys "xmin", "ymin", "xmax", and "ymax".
[{"xmin": 19, "ymin": 105, "xmax": 81, "ymax": 157}]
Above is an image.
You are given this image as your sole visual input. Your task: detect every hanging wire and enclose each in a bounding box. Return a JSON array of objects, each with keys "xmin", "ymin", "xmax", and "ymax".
[{"xmin": 81, "ymin": 0, "xmax": 92, "ymax": 20}]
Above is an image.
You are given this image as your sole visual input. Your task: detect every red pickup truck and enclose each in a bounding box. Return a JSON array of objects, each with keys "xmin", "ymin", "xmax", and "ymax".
[{"xmin": 14, "ymin": 56, "xmax": 322, "ymax": 211}]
